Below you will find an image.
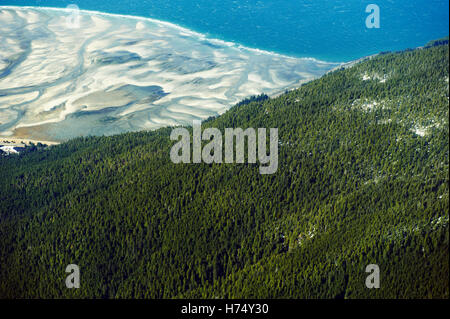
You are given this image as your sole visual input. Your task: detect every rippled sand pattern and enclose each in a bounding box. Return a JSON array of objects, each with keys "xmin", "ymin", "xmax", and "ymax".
[{"xmin": 0, "ymin": 7, "xmax": 340, "ymax": 141}]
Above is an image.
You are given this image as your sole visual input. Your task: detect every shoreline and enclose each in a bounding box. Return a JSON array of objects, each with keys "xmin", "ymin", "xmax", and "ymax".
[
  {"xmin": 0, "ymin": 5, "xmax": 342, "ymax": 65},
  {"xmin": 0, "ymin": 137, "xmax": 60, "ymax": 147},
  {"xmin": 268, "ymin": 54, "xmax": 373, "ymax": 99}
]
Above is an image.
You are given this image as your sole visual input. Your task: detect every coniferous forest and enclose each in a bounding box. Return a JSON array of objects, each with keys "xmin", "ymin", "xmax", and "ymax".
[{"xmin": 0, "ymin": 40, "xmax": 448, "ymax": 298}]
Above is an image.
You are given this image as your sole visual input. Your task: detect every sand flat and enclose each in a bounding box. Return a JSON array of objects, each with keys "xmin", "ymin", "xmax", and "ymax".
[{"xmin": 0, "ymin": 6, "xmax": 341, "ymax": 141}]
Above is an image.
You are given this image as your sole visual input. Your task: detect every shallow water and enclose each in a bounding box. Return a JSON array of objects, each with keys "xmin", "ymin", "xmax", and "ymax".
[{"xmin": 2, "ymin": 0, "xmax": 449, "ymax": 61}]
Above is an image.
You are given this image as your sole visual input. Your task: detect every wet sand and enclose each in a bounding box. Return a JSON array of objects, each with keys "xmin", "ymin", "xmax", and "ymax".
[{"xmin": 0, "ymin": 6, "xmax": 341, "ymax": 142}]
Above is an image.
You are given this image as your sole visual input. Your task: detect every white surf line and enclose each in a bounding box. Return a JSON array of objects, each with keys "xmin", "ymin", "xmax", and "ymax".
[{"xmin": 0, "ymin": 5, "xmax": 343, "ymax": 66}]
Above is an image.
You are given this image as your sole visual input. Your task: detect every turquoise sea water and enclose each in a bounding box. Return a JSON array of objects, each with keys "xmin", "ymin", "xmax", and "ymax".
[{"xmin": 1, "ymin": 0, "xmax": 449, "ymax": 62}]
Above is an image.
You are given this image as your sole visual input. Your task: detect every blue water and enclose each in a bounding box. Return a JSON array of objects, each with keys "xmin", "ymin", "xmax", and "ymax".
[{"xmin": 1, "ymin": 0, "xmax": 449, "ymax": 62}]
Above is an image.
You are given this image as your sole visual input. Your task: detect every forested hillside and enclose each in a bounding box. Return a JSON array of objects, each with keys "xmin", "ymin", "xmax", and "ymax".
[{"xmin": 0, "ymin": 40, "xmax": 448, "ymax": 298}]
